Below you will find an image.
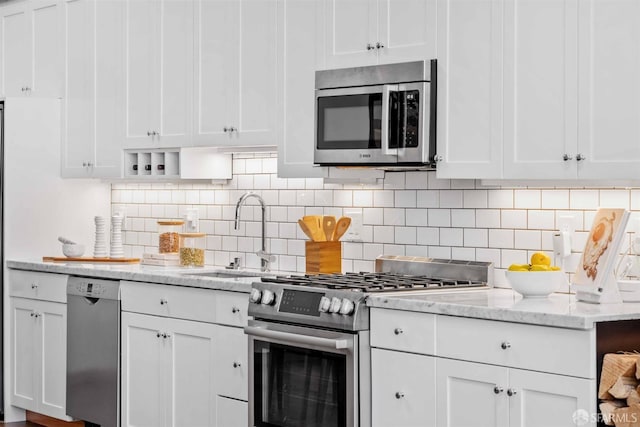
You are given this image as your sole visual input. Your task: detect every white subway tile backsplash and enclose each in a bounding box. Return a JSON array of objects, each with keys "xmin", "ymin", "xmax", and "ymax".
[{"xmin": 115, "ymin": 153, "xmax": 640, "ymax": 275}]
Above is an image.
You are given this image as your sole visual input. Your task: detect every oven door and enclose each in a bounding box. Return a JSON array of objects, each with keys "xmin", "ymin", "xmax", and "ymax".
[
  {"xmin": 245, "ymin": 319, "xmax": 359, "ymax": 427},
  {"xmin": 315, "ymin": 85, "xmax": 400, "ymax": 165}
]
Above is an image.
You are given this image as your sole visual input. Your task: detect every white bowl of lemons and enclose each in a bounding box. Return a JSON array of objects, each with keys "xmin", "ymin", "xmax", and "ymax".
[{"xmin": 506, "ymin": 252, "xmax": 566, "ymax": 298}]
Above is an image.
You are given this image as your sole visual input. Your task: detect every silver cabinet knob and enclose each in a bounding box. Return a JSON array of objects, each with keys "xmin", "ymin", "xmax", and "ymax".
[
  {"xmin": 434, "ymin": 155, "xmax": 444, "ymax": 162},
  {"xmin": 394, "ymin": 328, "xmax": 403, "ymax": 335},
  {"xmin": 376, "ymin": 42, "xmax": 384, "ymax": 49},
  {"xmin": 501, "ymin": 341, "xmax": 511, "ymax": 350},
  {"xmin": 563, "ymin": 154, "xmax": 573, "ymax": 161},
  {"xmin": 31, "ymin": 312, "xmax": 40, "ymax": 318},
  {"xmin": 160, "ymin": 298, "xmax": 168, "ymax": 305},
  {"xmin": 507, "ymin": 388, "xmax": 517, "ymax": 396},
  {"xmin": 395, "ymin": 391, "xmax": 405, "ymax": 399},
  {"xmin": 366, "ymin": 43, "xmax": 376, "ymax": 50},
  {"xmin": 576, "ymin": 153, "xmax": 586, "ymax": 161},
  {"xmin": 31, "ymin": 283, "xmax": 38, "ymax": 289},
  {"xmin": 493, "ymin": 386, "xmax": 503, "ymax": 394},
  {"xmin": 233, "ymin": 362, "xmax": 241, "ymax": 368},
  {"xmin": 223, "ymin": 127, "xmax": 229, "ymax": 132},
  {"xmin": 147, "ymin": 131, "xmax": 152, "ymax": 136},
  {"xmin": 232, "ymin": 307, "xmax": 240, "ymax": 313},
  {"xmin": 161, "ymin": 332, "xmax": 171, "ymax": 339},
  {"xmin": 157, "ymin": 331, "xmax": 162, "ymax": 338},
  {"xmin": 87, "ymin": 162, "xmax": 92, "ymax": 167}
]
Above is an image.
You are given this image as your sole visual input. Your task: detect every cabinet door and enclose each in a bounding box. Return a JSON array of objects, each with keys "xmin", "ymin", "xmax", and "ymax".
[
  {"xmin": 236, "ymin": 0, "xmax": 279, "ymax": 146},
  {"xmin": 324, "ymin": 0, "xmax": 377, "ymax": 68},
  {"xmin": 125, "ymin": 0, "xmax": 191, "ymax": 149},
  {"xmin": 502, "ymin": 0, "xmax": 578, "ymax": 179},
  {"xmin": 377, "ymin": 0, "xmax": 436, "ymax": 64},
  {"xmin": 10, "ymin": 297, "xmax": 38, "ymax": 411},
  {"xmin": 215, "ymin": 326, "xmax": 248, "ymax": 401},
  {"xmin": 509, "ymin": 369, "xmax": 595, "ymax": 427},
  {"xmin": 371, "ymin": 349, "xmax": 436, "ymax": 427},
  {"xmin": 165, "ymin": 317, "xmax": 217, "ymax": 427},
  {"xmin": 193, "ymin": 0, "xmax": 237, "ymax": 146},
  {"xmin": 578, "ymin": 0, "xmax": 640, "ymax": 179},
  {"xmin": 436, "ymin": 358, "xmax": 509, "ymax": 427},
  {"xmin": 38, "ymin": 300, "xmax": 69, "ymax": 420},
  {"xmin": 0, "ymin": 2, "xmax": 31, "ymax": 97},
  {"xmin": 121, "ymin": 312, "xmax": 165, "ymax": 427},
  {"xmin": 278, "ymin": 0, "xmax": 327, "ymax": 178},
  {"xmin": 435, "ymin": 0, "xmax": 503, "ymax": 179},
  {"xmin": 216, "ymin": 396, "xmax": 248, "ymax": 427},
  {"xmin": 31, "ymin": 0, "xmax": 62, "ymax": 97}
]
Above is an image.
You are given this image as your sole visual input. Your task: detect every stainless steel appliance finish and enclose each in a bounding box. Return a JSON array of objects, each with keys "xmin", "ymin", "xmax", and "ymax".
[
  {"xmin": 314, "ymin": 60, "xmax": 437, "ymax": 167},
  {"xmin": 245, "ymin": 256, "xmax": 492, "ymax": 427},
  {"xmin": 66, "ymin": 276, "xmax": 120, "ymax": 427}
]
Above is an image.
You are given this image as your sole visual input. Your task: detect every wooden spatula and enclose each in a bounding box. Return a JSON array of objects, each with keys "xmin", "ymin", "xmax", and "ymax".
[
  {"xmin": 302, "ymin": 216, "xmax": 325, "ymax": 241},
  {"xmin": 298, "ymin": 219, "xmax": 315, "ymax": 241},
  {"xmin": 333, "ymin": 217, "xmax": 351, "ymax": 241},
  {"xmin": 322, "ymin": 215, "xmax": 336, "ymax": 241}
]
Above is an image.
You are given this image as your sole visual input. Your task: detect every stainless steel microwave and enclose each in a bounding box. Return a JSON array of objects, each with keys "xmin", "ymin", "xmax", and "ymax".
[{"xmin": 314, "ymin": 59, "xmax": 437, "ymax": 168}]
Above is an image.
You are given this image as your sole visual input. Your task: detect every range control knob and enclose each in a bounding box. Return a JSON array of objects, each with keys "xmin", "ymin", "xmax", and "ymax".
[
  {"xmin": 329, "ymin": 297, "xmax": 342, "ymax": 314},
  {"xmin": 319, "ymin": 296, "xmax": 331, "ymax": 313},
  {"xmin": 261, "ymin": 289, "xmax": 276, "ymax": 306},
  {"xmin": 249, "ymin": 289, "xmax": 262, "ymax": 304},
  {"xmin": 339, "ymin": 299, "xmax": 355, "ymax": 315}
]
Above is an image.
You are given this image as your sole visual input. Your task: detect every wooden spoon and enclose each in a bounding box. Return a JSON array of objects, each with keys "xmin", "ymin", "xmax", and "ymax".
[
  {"xmin": 298, "ymin": 219, "xmax": 315, "ymax": 241},
  {"xmin": 333, "ymin": 217, "xmax": 352, "ymax": 241},
  {"xmin": 322, "ymin": 216, "xmax": 336, "ymax": 241}
]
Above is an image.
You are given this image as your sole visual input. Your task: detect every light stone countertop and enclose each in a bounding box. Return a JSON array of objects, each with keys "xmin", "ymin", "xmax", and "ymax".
[
  {"xmin": 366, "ymin": 288, "xmax": 640, "ymax": 330},
  {"xmin": 6, "ymin": 260, "xmax": 270, "ymax": 293}
]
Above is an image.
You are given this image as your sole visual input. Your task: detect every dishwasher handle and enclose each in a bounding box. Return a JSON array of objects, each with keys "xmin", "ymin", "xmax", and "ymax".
[{"xmin": 244, "ymin": 325, "xmax": 352, "ymax": 350}]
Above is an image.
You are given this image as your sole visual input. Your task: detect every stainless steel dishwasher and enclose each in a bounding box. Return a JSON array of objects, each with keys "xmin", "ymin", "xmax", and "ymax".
[{"xmin": 66, "ymin": 276, "xmax": 120, "ymax": 427}]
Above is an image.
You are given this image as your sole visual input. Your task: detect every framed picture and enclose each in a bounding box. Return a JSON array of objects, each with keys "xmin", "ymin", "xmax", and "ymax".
[{"xmin": 573, "ymin": 208, "xmax": 630, "ymax": 289}]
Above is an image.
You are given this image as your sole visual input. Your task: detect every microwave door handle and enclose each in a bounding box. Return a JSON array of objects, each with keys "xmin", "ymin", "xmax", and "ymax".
[{"xmin": 381, "ymin": 85, "xmax": 398, "ymax": 157}]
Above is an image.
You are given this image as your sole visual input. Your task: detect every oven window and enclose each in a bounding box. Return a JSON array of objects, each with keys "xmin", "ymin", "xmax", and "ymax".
[
  {"xmin": 254, "ymin": 341, "xmax": 347, "ymax": 427},
  {"xmin": 317, "ymin": 93, "xmax": 382, "ymax": 150}
]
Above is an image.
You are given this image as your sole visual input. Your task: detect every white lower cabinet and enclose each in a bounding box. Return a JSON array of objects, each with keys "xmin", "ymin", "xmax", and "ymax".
[
  {"xmin": 121, "ymin": 312, "xmax": 217, "ymax": 427},
  {"xmin": 436, "ymin": 358, "xmax": 594, "ymax": 427},
  {"xmin": 371, "ymin": 348, "xmax": 436, "ymax": 427},
  {"xmin": 10, "ymin": 297, "xmax": 70, "ymax": 420},
  {"xmin": 216, "ymin": 396, "xmax": 248, "ymax": 427}
]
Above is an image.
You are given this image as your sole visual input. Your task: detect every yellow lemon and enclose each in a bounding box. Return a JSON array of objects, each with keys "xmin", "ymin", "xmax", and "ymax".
[
  {"xmin": 531, "ymin": 252, "xmax": 551, "ymax": 266},
  {"xmin": 530, "ymin": 264, "xmax": 551, "ymax": 271},
  {"xmin": 550, "ymin": 266, "xmax": 561, "ymax": 271},
  {"xmin": 508, "ymin": 264, "xmax": 530, "ymax": 271}
]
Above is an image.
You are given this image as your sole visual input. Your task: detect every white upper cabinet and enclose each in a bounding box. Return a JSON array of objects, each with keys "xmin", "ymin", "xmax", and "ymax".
[
  {"xmin": 323, "ymin": 0, "xmax": 436, "ymax": 69},
  {"xmin": 62, "ymin": 0, "xmax": 123, "ymax": 178},
  {"xmin": 0, "ymin": 0, "xmax": 62, "ymax": 98},
  {"xmin": 436, "ymin": 0, "xmax": 503, "ymax": 179},
  {"xmin": 193, "ymin": 0, "xmax": 280, "ymax": 148},
  {"xmin": 124, "ymin": 0, "xmax": 193, "ymax": 149},
  {"xmin": 502, "ymin": 0, "xmax": 578, "ymax": 179},
  {"xmin": 577, "ymin": 0, "xmax": 640, "ymax": 180}
]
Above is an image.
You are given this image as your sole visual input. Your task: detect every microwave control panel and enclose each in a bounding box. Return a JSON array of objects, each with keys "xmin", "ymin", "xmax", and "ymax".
[{"xmin": 404, "ymin": 90, "xmax": 420, "ymax": 148}]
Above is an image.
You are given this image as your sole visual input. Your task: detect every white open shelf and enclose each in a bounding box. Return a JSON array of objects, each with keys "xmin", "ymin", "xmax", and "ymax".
[{"xmin": 123, "ymin": 148, "xmax": 231, "ymax": 180}]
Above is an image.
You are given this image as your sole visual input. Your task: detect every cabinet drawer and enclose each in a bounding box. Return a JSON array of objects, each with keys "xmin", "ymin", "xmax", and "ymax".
[
  {"xmin": 215, "ymin": 291, "xmax": 248, "ymax": 327},
  {"xmin": 436, "ymin": 316, "xmax": 596, "ymax": 378},
  {"xmin": 216, "ymin": 326, "xmax": 248, "ymax": 400},
  {"xmin": 9, "ymin": 270, "xmax": 68, "ymax": 303},
  {"xmin": 121, "ymin": 281, "xmax": 216, "ymax": 323},
  {"xmin": 370, "ymin": 308, "xmax": 435, "ymax": 355}
]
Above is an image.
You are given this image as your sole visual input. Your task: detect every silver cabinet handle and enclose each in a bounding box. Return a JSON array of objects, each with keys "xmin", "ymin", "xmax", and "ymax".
[
  {"xmin": 501, "ymin": 341, "xmax": 511, "ymax": 350},
  {"xmin": 232, "ymin": 307, "xmax": 240, "ymax": 313},
  {"xmin": 366, "ymin": 43, "xmax": 375, "ymax": 50},
  {"xmin": 507, "ymin": 388, "xmax": 517, "ymax": 396},
  {"xmin": 160, "ymin": 298, "xmax": 168, "ymax": 305},
  {"xmin": 376, "ymin": 42, "xmax": 384, "ymax": 49},
  {"xmin": 563, "ymin": 154, "xmax": 573, "ymax": 161},
  {"xmin": 493, "ymin": 386, "xmax": 503, "ymax": 394},
  {"xmin": 394, "ymin": 328, "xmax": 403, "ymax": 335},
  {"xmin": 576, "ymin": 153, "xmax": 586, "ymax": 161},
  {"xmin": 233, "ymin": 362, "xmax": 241, "ymax": 368}
]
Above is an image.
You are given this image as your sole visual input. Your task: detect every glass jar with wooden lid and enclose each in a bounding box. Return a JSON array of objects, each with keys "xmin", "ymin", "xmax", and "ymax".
[
  {"xmin": 157, "ymin": 220, "xmax": 184, "ymax": 253},
  {"xmin": 179, "ymin": 232, "xmax": 206, "ymax": 267}
]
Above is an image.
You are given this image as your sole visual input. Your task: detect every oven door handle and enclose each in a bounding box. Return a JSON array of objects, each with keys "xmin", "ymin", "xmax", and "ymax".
[{"xmin": 244, "ymin": 325, "xmax": 352, "ymax": 350}]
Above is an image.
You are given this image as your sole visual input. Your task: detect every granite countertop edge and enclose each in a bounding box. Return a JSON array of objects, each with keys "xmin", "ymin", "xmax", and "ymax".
[{"xmin": 6, "ymin": 260, "xmax": 259, "ymax": 293}]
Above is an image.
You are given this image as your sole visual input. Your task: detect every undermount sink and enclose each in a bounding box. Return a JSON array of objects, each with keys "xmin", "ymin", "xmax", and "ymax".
[{"xmin": 183, "ymin": 270, "xmax": 268, "ymax": 279}]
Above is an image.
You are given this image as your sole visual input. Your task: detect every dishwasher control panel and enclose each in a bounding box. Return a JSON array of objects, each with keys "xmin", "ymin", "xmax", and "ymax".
[{"xmin": 67, "ymin": 276, "xmax": 120, "ymax": 299}]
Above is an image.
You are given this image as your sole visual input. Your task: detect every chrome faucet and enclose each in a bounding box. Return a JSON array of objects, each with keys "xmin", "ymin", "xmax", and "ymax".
[{"xmin": 234, "ymin": 192, "xmax": 275, "ymax": 272}]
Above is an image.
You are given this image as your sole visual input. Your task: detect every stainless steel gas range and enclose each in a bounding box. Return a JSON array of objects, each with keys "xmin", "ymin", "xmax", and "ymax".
[{"xmin": 244, "ymin": 256, "xmax": 493, "ymax": 427}]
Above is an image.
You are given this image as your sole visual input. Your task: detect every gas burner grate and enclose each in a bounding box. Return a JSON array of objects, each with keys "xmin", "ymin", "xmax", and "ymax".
[{"xmin": 261, "ymin": 272, "xmax": 486, "ymax": 293}]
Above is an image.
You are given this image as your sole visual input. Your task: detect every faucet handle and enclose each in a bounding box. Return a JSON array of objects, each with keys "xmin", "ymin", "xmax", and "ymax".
[
  {"xmin": 256, "ymin": 250, "xmax": 276, "ymax": 263},
  {"xmin": 226, "ymin": 257, "xmax": 242, "ymax": 270}
]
